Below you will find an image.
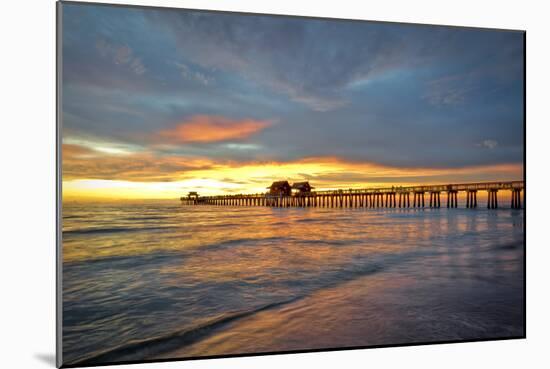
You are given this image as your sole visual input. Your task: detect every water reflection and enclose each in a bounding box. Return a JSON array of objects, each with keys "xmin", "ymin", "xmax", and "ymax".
[{"xmin": 62, "ymin": 203, "xmax": 524, "ymax": 365}]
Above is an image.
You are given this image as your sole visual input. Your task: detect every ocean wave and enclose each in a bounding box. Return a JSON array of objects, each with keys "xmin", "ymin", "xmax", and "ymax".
[
  {"xmin": 66, "ymin": 297, "xmax": 301, "ymax": 366},
  {"xmin": 295, "ymin": 218, "xmax": 325, "ymax": 223},
  {"xmin": 63, "ymin": 226, "xmax": 178, "ymax": 236},
  {"xmin": 298, "ymin": 238, "xmax": 363, "ymax": 246},
  {"xmin": 197, "ymin": 236, "xmax": 289, "ymax": 252},
  {"xmin": 63, "ymin": 215, "xmax": 86, "ymax": 219},
  {"xmin": 64, "ymin": 255, "xmax": 396, "ymax": 366},
  {"xmin": 63, "ymin": 250, "xmax": 185, "ymax": 269},
  {"xmin": 490, "ymin": 240, "xmax": 524, "ymax": 251},
  {"xmin": 196, "ymin": 236, "xmax": 362, "ymax": 252},
  {"xmin": 119, "ymin": 216, "xmax": 172, "ymax": 221},
  {"xmin": 64, "ymin": 248, "xmax": 432, "ymax": 366}
]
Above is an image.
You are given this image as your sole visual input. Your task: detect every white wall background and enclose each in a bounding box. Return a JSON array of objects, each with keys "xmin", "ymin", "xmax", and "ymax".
[{"xmin": 0, "ymin": 0, "xmax": 548, "ymax": 368}]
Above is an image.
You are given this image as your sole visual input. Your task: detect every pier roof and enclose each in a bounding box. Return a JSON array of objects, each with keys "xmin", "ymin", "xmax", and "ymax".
[
  {"xmin": 267, "ymin": 180, "xmax": 292, "ymax": 195},
  {"xmin": 291, "ymin": 181, "xmax": 314, "ymax": 192},
  {"xmin": 267, "ymin": 180, "xmax": 291, "ymax": 189}
]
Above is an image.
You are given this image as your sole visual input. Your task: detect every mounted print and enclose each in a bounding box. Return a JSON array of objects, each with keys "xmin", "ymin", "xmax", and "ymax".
[{"xmin": 57, "ymin": 1, "xmax": 525, "ymax": 367}]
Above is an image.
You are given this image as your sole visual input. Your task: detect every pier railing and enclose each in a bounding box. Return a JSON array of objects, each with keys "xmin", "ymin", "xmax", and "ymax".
[{"xmin": 180, "ymin": 180, "xmax": 524, "ymax": 209}]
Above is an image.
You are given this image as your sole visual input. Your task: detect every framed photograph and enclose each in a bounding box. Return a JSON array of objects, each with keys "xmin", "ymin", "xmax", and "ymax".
[{"xmin": 57, "ymin": 1, "xmax": 525, "ymax": 367}]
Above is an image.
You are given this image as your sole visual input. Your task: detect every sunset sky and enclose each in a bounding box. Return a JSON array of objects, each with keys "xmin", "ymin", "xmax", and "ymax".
[{"xmin": 61, "ymin": 3, "xmax": 524, "ymax": 201}]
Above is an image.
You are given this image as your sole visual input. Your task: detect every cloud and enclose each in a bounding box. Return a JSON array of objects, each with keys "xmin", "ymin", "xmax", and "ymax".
[
  {"xmin": 96, "ymin": 39, "xmax": 146, "ymax": 75},
  {"xmin": 145, "ymin": 11, "xmax": 427, "ymax": 111},
  {"xmin": 172, "ymin": 61, "xmax": 214, "ymax": 86},
  {"xmin": 62, "ymin": 143, "xmax": 97, "ymax": 159},
  {"xmin": 223, "ymin": 143, "xmax": 262, "ymax": 150},
  {"xmin": 62, "ymin": 144, "xmax": 215, "ymax": 182},
  {"xmin": 479, "ymin": 139, "xmax": 498, "ymax": 149},
  {"xmin": 423, "ymin": 74, "xmax": 476, "ymax": 106},
  {"xmin": 144, "ymin": 11, "xmax": 522, "ymax": 112},
  {"xmin": 63, "ymin": 136, "xmax": 144, "ymax": 156},
  {"xmin": 155, "ymin": 115, "xmax": 271, "ymax": 143},
  {"xmin": 60, "ymin": 4, "xmax": 524, "ymax": 175},
  {"xmin": 62, "ymin": 147, "xmax": 524, "ymax": 200}
]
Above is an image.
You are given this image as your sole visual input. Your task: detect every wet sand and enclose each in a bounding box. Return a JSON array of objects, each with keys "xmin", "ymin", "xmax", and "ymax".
[{"xmin": 158, "ymin": 264, "xmax": 524, "ymax": 359}]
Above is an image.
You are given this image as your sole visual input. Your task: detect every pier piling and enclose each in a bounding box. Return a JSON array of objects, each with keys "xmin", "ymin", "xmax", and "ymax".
[{"xmin": 182, "ymin": 181, "xmax": 524, "ymax": 210}]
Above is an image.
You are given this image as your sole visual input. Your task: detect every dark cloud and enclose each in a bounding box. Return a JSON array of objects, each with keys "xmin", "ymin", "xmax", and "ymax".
[{"xmin": 61, "ymin": 3, "xmax": 524, "ymax": 173}]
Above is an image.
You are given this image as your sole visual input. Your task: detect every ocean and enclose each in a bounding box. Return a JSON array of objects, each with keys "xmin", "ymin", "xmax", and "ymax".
[{"xmin": 61, "ymin": 202, "xmax": 525, "ymax": 365}]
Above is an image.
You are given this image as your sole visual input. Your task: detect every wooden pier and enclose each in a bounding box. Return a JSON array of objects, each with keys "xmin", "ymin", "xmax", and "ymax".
[{"xmin": 180, "ymin": 180, "xmax": 524, "ymax": 209}]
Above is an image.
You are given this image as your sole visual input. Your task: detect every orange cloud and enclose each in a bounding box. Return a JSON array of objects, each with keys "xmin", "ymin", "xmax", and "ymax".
[
  {"xmin": 156, "ymin": 115, "xmax": 271, "ymax": 143},
  {"xmin": 62, "ymin": 143, "xmax": 215, "ymax": 182},
  {"xmin": 62, "ymin": 144, "xmax": 97, "ymax": 159},
  {"xmin": 62, "ymin": 144, "xmax": 524, "ymax": 202}
]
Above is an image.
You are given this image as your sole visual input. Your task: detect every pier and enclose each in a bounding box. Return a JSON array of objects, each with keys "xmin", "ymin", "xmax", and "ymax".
[{"xmin": 180, "ymin": 180, "xmax": 524, "ymax": 209}]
